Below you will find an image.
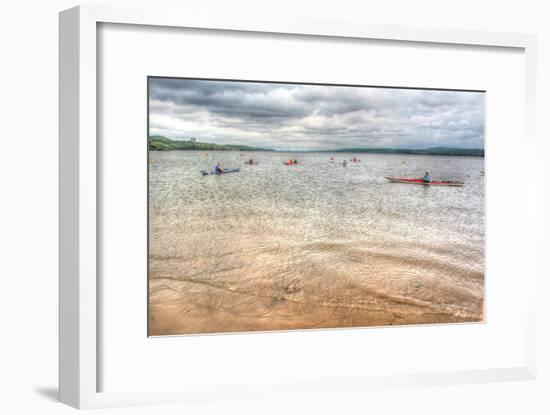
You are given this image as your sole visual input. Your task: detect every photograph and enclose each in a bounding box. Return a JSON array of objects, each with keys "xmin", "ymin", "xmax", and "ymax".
[{"xmin": 147, "ymin": 77, "xmax": 485, "ymax": 336}]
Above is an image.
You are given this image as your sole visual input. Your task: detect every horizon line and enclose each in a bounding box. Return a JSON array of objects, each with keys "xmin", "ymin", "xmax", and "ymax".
[{"xmin": 149, "ymin": 135, "xmax": 484, "ymax": 152}]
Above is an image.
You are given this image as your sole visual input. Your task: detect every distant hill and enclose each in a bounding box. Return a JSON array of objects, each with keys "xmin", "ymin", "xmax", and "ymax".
[
  {"xmin": 149, "ymin": 136, "xmax": 484, "ymax": 157},
  {"xmin": 149, "ymin": 136, "xmax": 274, "ymax": 152},
  {"xmin": 325, "ymin": 147, "xmax": 484, "ymax": 157}
]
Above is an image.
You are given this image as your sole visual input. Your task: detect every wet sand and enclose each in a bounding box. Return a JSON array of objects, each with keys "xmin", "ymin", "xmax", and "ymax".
[
  {"xmin": 149, "ymin": 279, "xmax": 482, "ymax": 336},
  {"xmin": 148, "ymin": 237, "xmax": 484, "ymax": 335}
]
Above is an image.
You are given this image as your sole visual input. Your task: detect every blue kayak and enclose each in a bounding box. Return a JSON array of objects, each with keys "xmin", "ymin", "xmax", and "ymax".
[{"xmin": 201, "ymin": 168, "xmax": 240, "ymax": 176}]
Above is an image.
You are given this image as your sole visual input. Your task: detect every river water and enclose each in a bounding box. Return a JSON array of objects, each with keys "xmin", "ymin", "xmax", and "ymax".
[{"xmin": 148, "ymin": 151, "xmax": 485, "ymax": 335}]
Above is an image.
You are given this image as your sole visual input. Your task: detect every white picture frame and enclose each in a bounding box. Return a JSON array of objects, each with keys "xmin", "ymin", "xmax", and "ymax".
[{"xmin": 59, "ymin": 4, "xmax": 538, "ymax": 409}]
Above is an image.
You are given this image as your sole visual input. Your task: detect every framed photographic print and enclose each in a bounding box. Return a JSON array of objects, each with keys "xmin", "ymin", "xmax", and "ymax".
[
  {"xmin": 59, "ymin": 5, "xmax": 538, "ymax": 409},
  {"xmin": 147, "ymin": 77, "xmax": 486, "ymax": 336}
]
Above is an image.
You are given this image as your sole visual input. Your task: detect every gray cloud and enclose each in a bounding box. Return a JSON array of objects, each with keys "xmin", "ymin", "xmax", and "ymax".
[{"xmin": 148, "ymin": 78, "xmax": 485, "ymax": 150}]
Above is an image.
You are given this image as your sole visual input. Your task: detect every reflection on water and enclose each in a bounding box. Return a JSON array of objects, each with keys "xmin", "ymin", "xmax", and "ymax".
[{"xmin": 148, "ymin": 151, "xmax": 484, "ymax": 335}]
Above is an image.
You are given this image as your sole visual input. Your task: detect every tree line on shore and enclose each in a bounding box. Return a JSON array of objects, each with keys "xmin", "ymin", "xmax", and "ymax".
[{"xmin": 149, "ymin": 135, "xmax": 484, "ymax": 157}]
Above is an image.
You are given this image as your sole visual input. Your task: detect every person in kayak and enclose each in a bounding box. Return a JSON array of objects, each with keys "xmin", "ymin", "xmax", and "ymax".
[
  {"xmin": 293, "ymin": 159, "xmax": 298, "ymax": 164},
  {"xmin": 215, "ymin": 162, "xmax": 224, "ymax": 174},
  {"xmin": 423, "ymin": 171, "xmax": 431, "ymax": 182}
]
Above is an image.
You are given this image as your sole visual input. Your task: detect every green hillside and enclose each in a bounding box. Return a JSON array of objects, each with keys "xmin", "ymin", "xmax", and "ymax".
[
  {"xmin": 149, "ymin": 136, "xmax": 484, "ymax": 157},
  {"xmin": 149, "ymin": 136, "xmax": 273, "ymax": 152}
]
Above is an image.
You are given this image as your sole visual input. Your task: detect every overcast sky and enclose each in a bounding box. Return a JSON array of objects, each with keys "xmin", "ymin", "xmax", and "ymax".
[{"xmin": 149, "ymin": 78, "xmax": 485, "ymax": 150}]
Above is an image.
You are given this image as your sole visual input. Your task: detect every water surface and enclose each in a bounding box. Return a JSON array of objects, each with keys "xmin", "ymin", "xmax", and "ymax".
[{"xmin": 148, "ymin": 151, "xmax": 484, "ymax": 335}]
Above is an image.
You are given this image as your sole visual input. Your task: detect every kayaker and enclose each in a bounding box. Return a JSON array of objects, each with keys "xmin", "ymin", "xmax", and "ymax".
[
  {"xmin": 423, "ymin": 171, "xmax": 431, "ymax": 182},
  {"xmin": 293, "ymin": 159, "xmax": 298, "ymax": 164},
  {"xmin": 248, "ymin": 158, "xmax": 254, "ymax": 164},
  {"xmin": 215, "ymin": 162, "xmax": 224, "ymax": 174},
  {"xmin": 343, "ymin": 160, "xmax": 347, "ymax": 167}
]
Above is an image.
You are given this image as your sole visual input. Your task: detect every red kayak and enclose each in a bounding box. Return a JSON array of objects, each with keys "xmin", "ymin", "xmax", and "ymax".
[{"xmin": 385, "ymin": 177, "xmax": 464, "ymax": 186}]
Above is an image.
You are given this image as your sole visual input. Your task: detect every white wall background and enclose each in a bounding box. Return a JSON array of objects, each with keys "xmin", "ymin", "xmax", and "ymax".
[{"xmin": 0, "ymin": 0, "xmax": 548, "ymax": 414}]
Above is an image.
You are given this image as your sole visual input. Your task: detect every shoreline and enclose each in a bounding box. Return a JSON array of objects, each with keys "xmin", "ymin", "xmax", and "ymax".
[{"xmin": 149, "ymin": 149, "xmax": 485, "ymax": 158}]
